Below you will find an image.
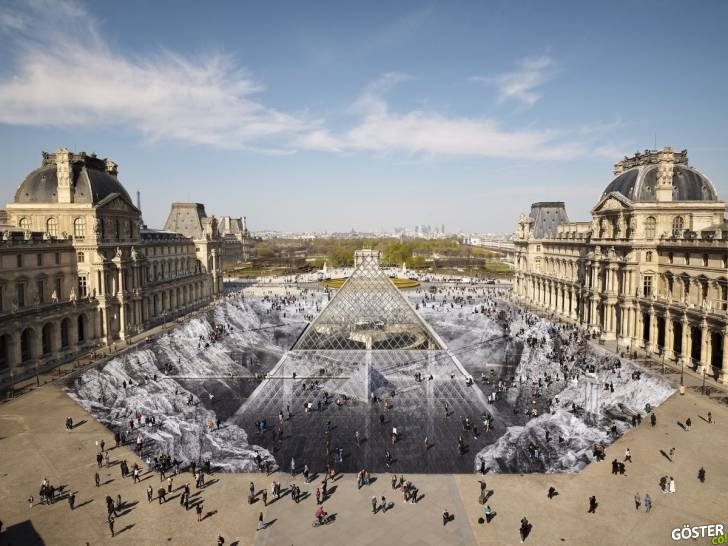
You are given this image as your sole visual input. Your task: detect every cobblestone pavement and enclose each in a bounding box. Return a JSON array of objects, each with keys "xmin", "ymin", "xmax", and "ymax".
[{"xmin": 0, "ymin": 365, "xmax": 726, "ymax": 545}]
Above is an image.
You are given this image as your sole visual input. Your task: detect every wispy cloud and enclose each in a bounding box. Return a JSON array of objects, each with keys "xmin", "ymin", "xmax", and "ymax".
[
  {"xmin": 473, "ymin": 56, "xmax": 556, "ymax": 107},
  {"xmin": 299, "ymin": 73, "xmax": 620, "ymax": 160},
  {"xmin": 0, "ymin": 2, "xmax": 619, "ymax": 161},
  {"xmin": 0, "ymin": 0, "xmax": 319, "ymax": 152}
]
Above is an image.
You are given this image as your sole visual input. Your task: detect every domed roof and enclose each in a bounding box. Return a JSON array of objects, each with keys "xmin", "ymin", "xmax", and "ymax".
[
  {"xmin": 14, "ymin": 152, "xmax": 132, "ymax": 205},
  {"xmin": 601, "ymin": 164, "xmax": 718, "ymax": 203}
]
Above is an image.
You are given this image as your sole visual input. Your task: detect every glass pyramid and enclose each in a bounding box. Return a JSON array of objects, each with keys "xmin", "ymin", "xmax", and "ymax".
[{"xmin": 294, "ymin": 249, "xmax": 446, "ymax": 351}]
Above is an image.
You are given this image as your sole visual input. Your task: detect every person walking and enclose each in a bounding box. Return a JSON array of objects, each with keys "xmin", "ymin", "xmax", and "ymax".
[
  {"xmin": 698, "ymin": 467, "xmax": 706, "ymax": 483},
  {"xmin": 167, "ymin": 477, "xmax": 173, "ymax": 493},
  {"xmin": 315, "ymin": 487, "xmax": 321, "ymax": 505},
  {"xmin": 520, "ymin": 517, "xmax": 530, "ymax": 543},
  {"xmin": 707, "ymin": 411, "xmax": 713, "ymax": 424},
  {"xmin": 650, "ymin": 413, "xmax": 656, "ymax": 427},
  {"xmin": 588, "ymin": 495, "xmax": 597, "ymax": 513},
  {"xmin": 68, "ymin": 493, "xmax": 75, "ymax": 511},
  {"xmin": 261, "ymin": 488, "xmax": 267, "ymax": 506},
  {"xmin": 257, "ymin": 512, "xmax": 264, "ymax": 531},
  {"xmin": 669, "ymin": 477, "xmax": 676, "ymax": 494},
  {"xmin": 371, "ymin": 496, "xmax": 377, "ymax": 514},
  {"xmin": 196, "ymin": 502, "xmax": 203, "ymax": 522},
  {"xmin": 147, "ymin": 485, "xmax": 153, "ymax": 503},
  {"xmin": 442, "ymin": 509, "xmax": 450, "ymax": 526},
  {"xmin": 634, "ymin": 493, "xmax": 641, "ymax": 510},
  {"xmin": 624, "ymin": 448, "xmax": 632, "ymax": 463},
  {"xmin": 685, "ymin": 417, "xmax": 691, "ymax": 431},
  {"xmin": 644, "ymin": 494, "xmax": 652, "ymax": 512},
  {"xmin": 95, "ymin": 472, "xmax": 100, "ymax": 487}
]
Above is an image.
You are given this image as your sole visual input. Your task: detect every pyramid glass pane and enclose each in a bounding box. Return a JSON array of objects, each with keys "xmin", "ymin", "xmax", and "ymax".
[{"xmin": 294, "ymin": 251, "xmax": 445, "ymax": 351}]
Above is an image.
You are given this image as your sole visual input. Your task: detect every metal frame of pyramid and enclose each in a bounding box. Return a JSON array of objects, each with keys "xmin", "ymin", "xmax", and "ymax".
[{"xmin": 293, "ymin": 249, "xmax": 447, "ymax": 351}]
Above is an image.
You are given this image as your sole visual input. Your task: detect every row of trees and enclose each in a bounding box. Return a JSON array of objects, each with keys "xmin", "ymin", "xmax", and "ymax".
[{"xmin": 252, "ymin": 237, "xmax": 500, "ymax": 269}]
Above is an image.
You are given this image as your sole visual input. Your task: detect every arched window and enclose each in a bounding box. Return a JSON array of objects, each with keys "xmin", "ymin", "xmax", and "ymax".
[
  {"xmin": 672, "ymin": 216, "xmax": 684, "ymax": 237},
  {"xmin": 645, "ymin": 217, "xmax": 656, "ymax": 239},
  {"xmin": 19, "ymin": 217, "xmax": 31, "ymax": 230},
  {"xmin": 60, "ymin": 318, "xmax": 70, "ymax": 348},
  {"xmin": 0, "ymin": 334, "xmax": 9, "ymax": 370},
  {"xmin": 46, "ymin": 217, "xmax": 58, "ymax": 237},
  {"xmin": 20, "ymin": 329, "xmax": 33, "ymax": 362},
  {"xmin": 42, "ymin": 323, "xmax": 53, "ymax": 355},
  {"xmin": 77, "ymin": 315, "xmax": 85, "ymax": 343},
  {"xmin": 73, "ymin": 217, "xmax": 86, "ymax": 239}
]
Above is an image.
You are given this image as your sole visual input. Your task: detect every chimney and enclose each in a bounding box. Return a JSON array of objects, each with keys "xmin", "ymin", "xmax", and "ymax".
[{"xmin": 55, "ymin": 147, "xmax": 73, "ymax": 203}]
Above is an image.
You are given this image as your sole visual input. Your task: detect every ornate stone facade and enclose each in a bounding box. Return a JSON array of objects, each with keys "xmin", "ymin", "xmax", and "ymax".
[
  {"xmin": 0, "ymin": 230, "xmax": 99, "ymax": 383},
  {"xmin": 218, "ymin": 216, "xmax": 252, "ymax": 269},
  {"xmin": 163, "ymin": 203, "xmax": 224, "ymax": 295},
  {"xmin": 513, "ymin": 148, "xmax": 728, "ymax": 383},
  {"xmin": 2, "ymin": 149, "xmax": 222, "ymax": 383}
]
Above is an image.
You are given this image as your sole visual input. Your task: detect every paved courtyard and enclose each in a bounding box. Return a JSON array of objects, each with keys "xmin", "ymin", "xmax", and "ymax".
[{"xmin": 0, "ymin": 368, "xmax": 726, "ymax": 545}]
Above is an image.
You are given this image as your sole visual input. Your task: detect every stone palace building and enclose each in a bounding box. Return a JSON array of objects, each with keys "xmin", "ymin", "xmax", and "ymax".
[
  {"xmin": 0, "ymin": 149, "xmax": 226, "ymax": 385},
  {"xmin": 513, "ymin": 147, "xmax": 728, "ymax": 383}
]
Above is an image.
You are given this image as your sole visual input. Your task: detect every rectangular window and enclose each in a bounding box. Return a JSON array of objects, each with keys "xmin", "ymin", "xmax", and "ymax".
[
  {"xmin": 16, "ymin": 254, "xmax": 22, "ymax": 268},
  {"xmin": 0, "ymin": 286, "xmax": 3, "ymax": 312},
  {"xmin": 55, "ymin": 252, "xmax": 60, "ymax": 265},
  {"xmin": 78, "ymin": 276, "xmax": 88, "ymax": 298},
  {"xmin": 643, "ymin": 276, "xmax": 652, "ymax": 297},
  {"xmin": 37, "ymin": 254, "xmax": 42, "ymax": 267},
  {"xmin": 36, "ymin": 280, "xmax": 45, "ymax": 303},
  {"xmin": 55, "ymin": 278, "xmax": 62, "ymax": 300},
  {"xmin": 16, "ymin": 283, "xmax": 25, "ymax": 307}
]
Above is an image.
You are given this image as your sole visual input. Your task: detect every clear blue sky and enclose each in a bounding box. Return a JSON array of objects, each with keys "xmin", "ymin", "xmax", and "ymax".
[{"xmin": 1, "ymin": 0, "xmax": 727, "ymax": 233}]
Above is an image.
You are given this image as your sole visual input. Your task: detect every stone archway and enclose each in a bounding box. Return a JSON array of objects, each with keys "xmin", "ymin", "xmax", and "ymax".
[
  {"xmin": 41, "ymin": 323, "xmax": 54, "ymax": 356},
  {"xmin": 20, "ymin": 328, "xmax": 37, "ymax": 362},
  {"xmin": 77, "ymin": 314, "xmax": 86, "ymax": 343}
]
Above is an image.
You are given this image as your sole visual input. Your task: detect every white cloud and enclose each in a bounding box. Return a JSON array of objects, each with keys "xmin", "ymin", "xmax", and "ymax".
[
  {"xmin": 474, "ymin": 56, "xmax": 556, "ymax": 107},
  {"xmin": 0, "ymin": 0, "xmax": 319, "ymax": 151},
  {"xmin": 299, "ymin": 74, "xmax": 619, "ymax": 160},
  {"xmin": 0, "ymin": 3, "xmax": 619, "ymax": 161}
]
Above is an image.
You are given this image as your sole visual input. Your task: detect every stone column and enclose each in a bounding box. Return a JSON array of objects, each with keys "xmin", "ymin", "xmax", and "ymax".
[
  {"xmin": 681, "ymin": 317, "xmax": 691, "ymax": 366},
  {"xmin": 720, "ymin": 328, "xmax": 728, "ymax": 384},
  {"xmin": 665, "ymin": 311, "xmax": 674, "ymax": 360},
  {"xmin": 649, "ymin": 307, "xmax": 658, "ymax": 353},
  {"xmin": 698, "ymin": 319, "xmax": 709, "ymax": 373}
]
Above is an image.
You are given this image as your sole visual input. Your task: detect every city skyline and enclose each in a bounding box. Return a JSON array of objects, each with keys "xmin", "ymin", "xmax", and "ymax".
[{"xmin": 1, "ymin": 0, "xmax": 727, "ymax": 233}]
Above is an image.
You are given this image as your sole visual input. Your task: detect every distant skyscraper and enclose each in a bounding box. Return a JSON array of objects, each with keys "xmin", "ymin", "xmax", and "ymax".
[{"xmin": 441, "ymin": 224, "xmax": 445, "ymax": 234}]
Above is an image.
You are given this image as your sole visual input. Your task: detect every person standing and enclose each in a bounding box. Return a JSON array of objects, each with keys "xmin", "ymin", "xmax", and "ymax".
[
  {"xmin": 261, "ymin": 488, "xmax": 267, "ymax": 506},
  {"xmin": 634, "ymin": 493, "xmax": 641, "ymax": 510},
  {"xmin": 168, "ymin": 477, "xmax": 173, "ymax": 493},
  {"xmin": 147, "ymin": 485, "xmax": 153, "ymax": 503},
  {"xmin": 95, "ymin": 472, "xmax": 100, "ymax": 487},
  {"xmin": 68, "ymin": 493, "xmax": 75, "ymax": 511},
  {"xmin": 624, "ymin": 448, "xmax": 632, "ymax": 463},
  {"xmin": 588, "ymin": 496, "xmax": 597, "ymax": 513},
  {"xmin": 196, "ymin": 503, "xmax": 203, "ymax": 522},
  {"xmin": 707, "ymin": 411, "xmax": 713, "ymax": 424},
  {"xmin": 669, "ymin": 477, "xmax": 676, "ymax": 494},
  {"xmin": 698, "ymin": 467, "xmax": 706, "ymax": 483},
  {"xmin": 257, "ymin": 512, "xmax": 264, "ymax": 531},
  {"xmin": 371, "ymin": 496, "xmax": 377, "ymax": 514},
  {"xmin": 685, "ymin": 417, "xmax": 692, "ymax": 431},
  {"xmin": 442, "ymin": 509, "xmax": 450, "ymax": 526},
  {"xmin": 644, "ymin": 494, "xmax": 652, "ymax": 512},
  {"xmin": 108, "ymin": 515, "xmax": 115, "ymax": 538},
  {"xmin": 650, "ymin": 413, "xmax": 656, "ymax": 427}
]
